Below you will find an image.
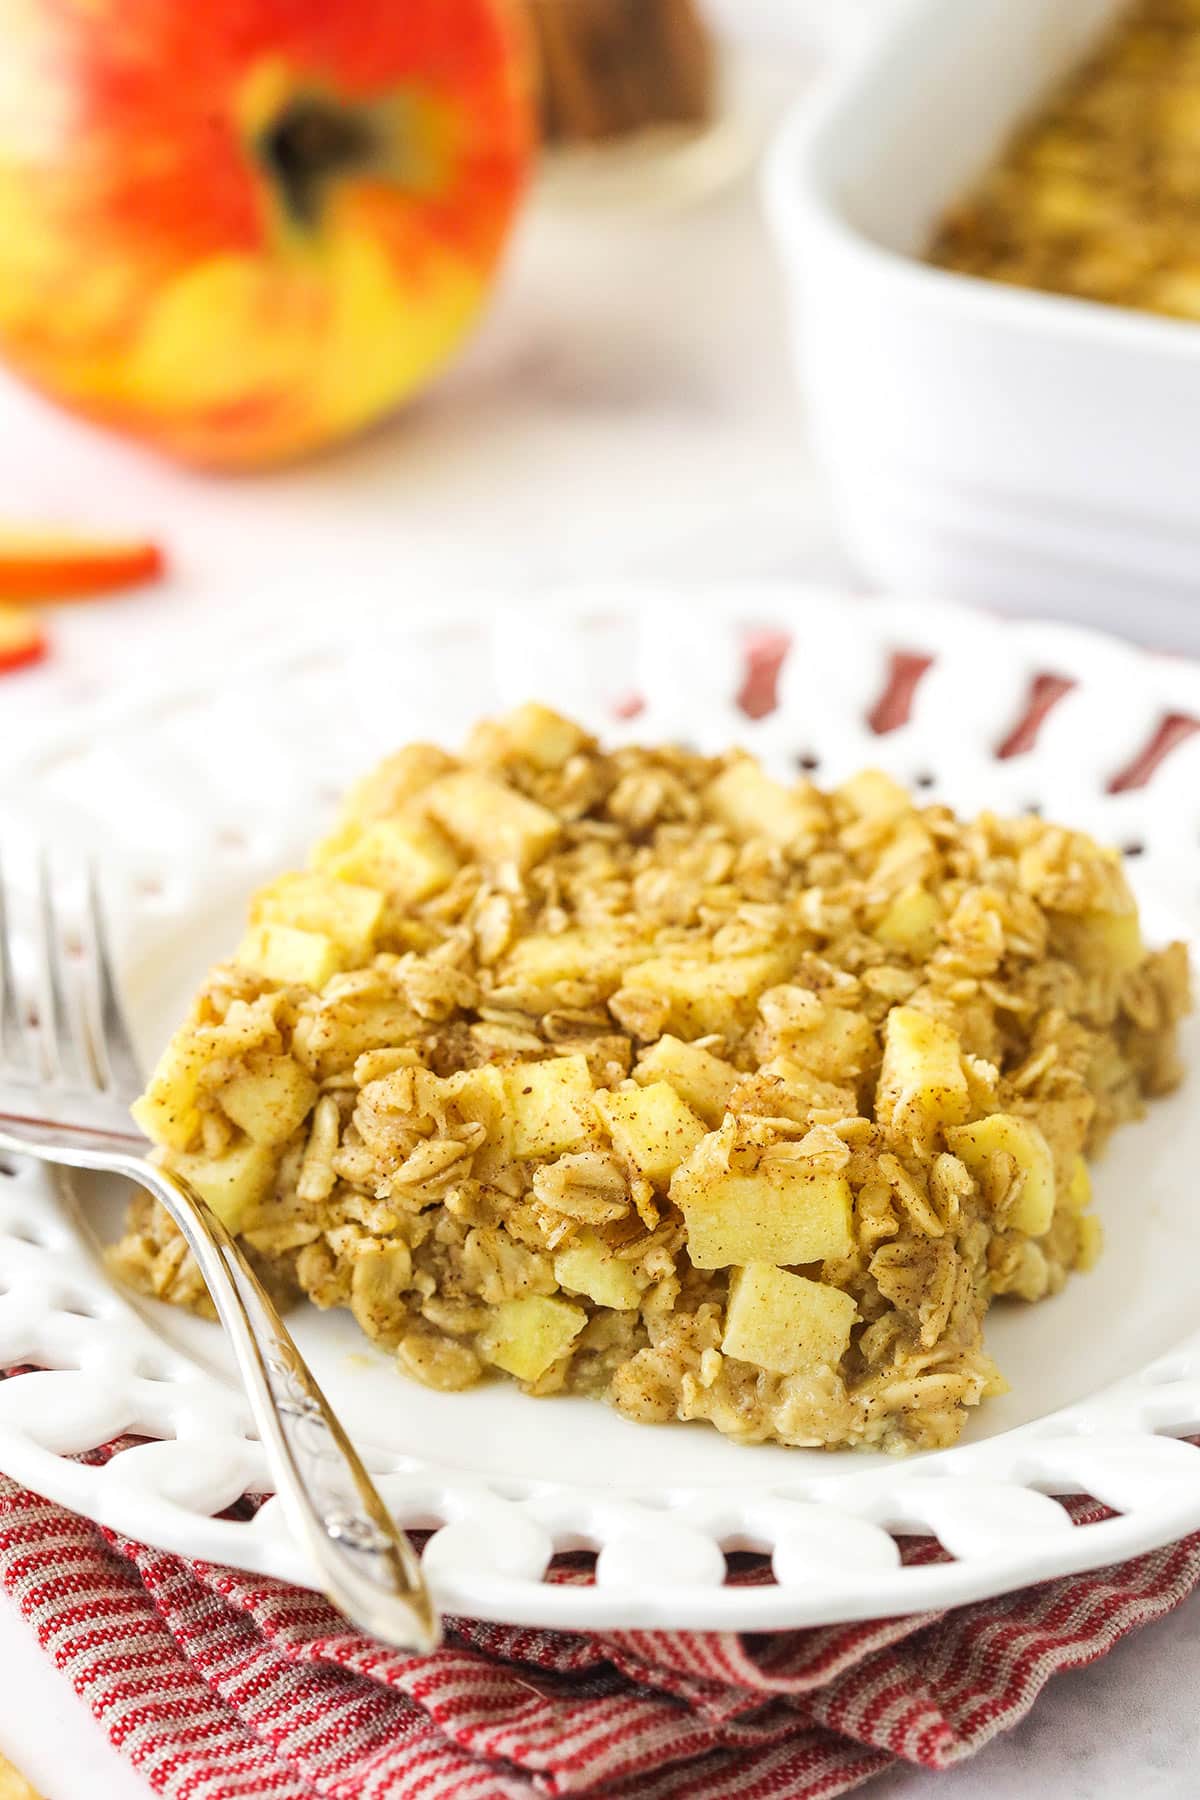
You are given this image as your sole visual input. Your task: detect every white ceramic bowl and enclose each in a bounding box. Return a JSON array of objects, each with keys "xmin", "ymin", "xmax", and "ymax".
[{"xmin": 765, "ymin": 0, "xmax": 1200, "ymax": 651}]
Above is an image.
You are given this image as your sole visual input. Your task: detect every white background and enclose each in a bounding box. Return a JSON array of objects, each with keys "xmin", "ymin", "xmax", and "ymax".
[{"xmin": 1, "ymin": 13, "xmax": 1198, "ymax": 1798}]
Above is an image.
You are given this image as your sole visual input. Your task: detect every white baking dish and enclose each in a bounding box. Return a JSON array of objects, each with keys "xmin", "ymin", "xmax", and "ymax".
[{"xmin": 765, "ymin": 0, "xmax": 1200, "ymax": 650}]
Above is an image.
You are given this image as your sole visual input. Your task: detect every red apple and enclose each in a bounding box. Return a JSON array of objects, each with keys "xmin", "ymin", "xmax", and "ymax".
[{"xmin": 0, "ymin": 0, "xmax": 534, "ymax": 468}]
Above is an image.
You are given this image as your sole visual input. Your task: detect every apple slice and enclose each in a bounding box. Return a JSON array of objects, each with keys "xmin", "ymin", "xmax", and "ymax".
[
  {"xmin": 0, "ymin": 532, "xmax": 164, "ymax": 600},
  {"xmin": 0, "ymin": 605, "xmax": 48, "ymax": 674}
]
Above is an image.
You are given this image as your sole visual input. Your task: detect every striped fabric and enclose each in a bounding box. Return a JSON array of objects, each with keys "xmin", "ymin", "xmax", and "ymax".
[{"xmin": 1, "ymin": 1442, "xmax": 1198, "ymax": 1800}]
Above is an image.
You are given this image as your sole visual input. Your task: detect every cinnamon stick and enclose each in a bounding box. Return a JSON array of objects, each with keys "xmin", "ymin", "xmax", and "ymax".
[{"xmin": 524, "ymin": 0, "xmax": 716, "ymax": 146}]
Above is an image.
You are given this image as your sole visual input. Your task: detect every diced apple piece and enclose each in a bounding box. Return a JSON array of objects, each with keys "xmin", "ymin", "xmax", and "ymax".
[
  {"xmin": 251, "ymin": 872, "xmax": 384, "ymax": 960},
  {"xmin": 217, "ymin": 1055, "xmax": 318, "ymax": 1147},
  {"xmin": 595, "ymin": 1082, "xmax": 706, "ymax": 1186},
  {"xmin": 504, "ymin": 702, "xmax": 589, "ymax": 768},
  {"xmin": 478, "ymin": 1294, "xmax": 587, "ymax": 1381},
  {"xmin": 634, "ymin": 1035, "xmax": 738, "ymax": 1126},
  {"xmin": 501, "ymin": 928, "xmax": 639, "ymax": 992},
  {"xmin": 131, "ymin": 1033, "xmax": 207, "ymax": 1152},
  {"xmin": 554, "ymin": 1230, "xmax": 642, "ymax": 1310},
  {"xmin": 168, "ymin": 1139, "xmax": 277, "ymax": 1234},
  {"xmin": 875, "ymin": 886, "xmax": 941, "ymax": 959},
  {"xmin": 948, "ymin": 1113, "xmax": 1056, "ymax": 1237},
  {"xmin": 722, "ymin": 1262, "xmax": 858, "ymax": 1375},
  {"xmin": 471, "ymin": 703, "xmax": 590, "ymax": 771},
  {"xmin": 838, "ymin": 769, "xmax": 911, "ymax": 824},
  {"xmin": 672, "ymin": 1155, "xmax": 855, "ymax": 1269},
  {"xmin": 504, "ymin": 1054, "xmax": 596, "ymax": 1158},
  {"xmin": 341, "ymin": 744, "xmax": 456, "ymax": 823},
  {"xmin": 877, "ymin": 1006, "xmax": 969, "ymax": 1140},
  {"xmin": 705, "ymin": 759, "xmax": 824, "ymax": 852},
  {"xmin": 784, "ymin": 1007, "xmax": 876, "ymax": 1083},
  {"xmin": 425, "ymin": 770, "xmax": 560, "ymax": 871},
  {"xmin": 235, "ymin": 923, "xmax": 341, "ymax": 990},
  {"xmin": 1051, "ymin": 908, "xmax": 1145, "ymax": 976},
  {"xmin": 321, "ymin": 817, "xmax": 459, "ymax": 904},
  {"xmin": 1076, "ymin": 1213, "xmax": 1104, "ymax": 1271},
  {"xmin": 620, "ymin": 951, "xmax": 793, "ymax": 1038},
  {"xmin": 1062, "ymin": 1153, "xmax": 1093, "ymax": 1213}
]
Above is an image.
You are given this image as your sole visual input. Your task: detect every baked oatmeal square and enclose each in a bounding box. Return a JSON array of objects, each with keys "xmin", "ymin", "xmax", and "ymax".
[{"xmin": 111, "ymin": 704, "xmax": 1190, "ymax": 1453}]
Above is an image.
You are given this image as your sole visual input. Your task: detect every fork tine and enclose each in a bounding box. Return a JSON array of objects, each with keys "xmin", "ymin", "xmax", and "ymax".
[
  {"xmin": 38, "ymin": 853, "xmax": 91, "ymax": 1092},
  {"xmin": 0, "ymin": 858, "xmax": 34, "ymax": 1077},
  {"xmin": 86, "ymin": 864, "xmax": 144, "ymax": 1100}
]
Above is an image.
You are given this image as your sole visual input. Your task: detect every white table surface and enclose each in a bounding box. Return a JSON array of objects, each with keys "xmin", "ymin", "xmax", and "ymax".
[{"xmin": 0, "ymin": 35, "xmax": 1197, "ymax": 1800}]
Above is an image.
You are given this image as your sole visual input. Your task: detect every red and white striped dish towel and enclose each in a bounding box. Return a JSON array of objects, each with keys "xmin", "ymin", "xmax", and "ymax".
[{"xmin": 2, "ymin": 1434, "xmax": 1199, "ymax": 1800}]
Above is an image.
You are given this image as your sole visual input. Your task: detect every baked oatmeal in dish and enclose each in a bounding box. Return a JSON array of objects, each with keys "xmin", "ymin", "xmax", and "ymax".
[
  {"xmin": 931, "ymin": 0, "xmax": 1200, "ymax": 321},
  {"xmin": 111, "ymin": 705, "xmax": 1191, "ymax": 1454}
]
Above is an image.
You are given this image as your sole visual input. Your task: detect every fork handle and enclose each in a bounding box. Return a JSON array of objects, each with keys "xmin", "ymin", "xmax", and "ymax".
[{"xmin": 130, "ymin": 1158, "xmax": 440, "ymax": 1651}]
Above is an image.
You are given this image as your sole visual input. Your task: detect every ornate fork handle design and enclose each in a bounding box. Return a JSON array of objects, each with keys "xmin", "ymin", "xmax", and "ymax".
[{"xmin": 131, "ymin": 1155, "xmax": 439, "ymax": 1649}]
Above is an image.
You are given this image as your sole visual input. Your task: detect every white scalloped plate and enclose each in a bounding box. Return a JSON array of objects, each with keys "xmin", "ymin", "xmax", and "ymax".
[{"xmin": 2, "ymin": 586, "xmax": 1200, "ymax": 1633}]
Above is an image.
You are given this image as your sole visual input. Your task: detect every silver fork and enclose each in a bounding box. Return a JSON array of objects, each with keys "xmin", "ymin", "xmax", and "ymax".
[{"xmin": 0, "ymin": 857, "xmax": 439, "ymax": 1652}]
